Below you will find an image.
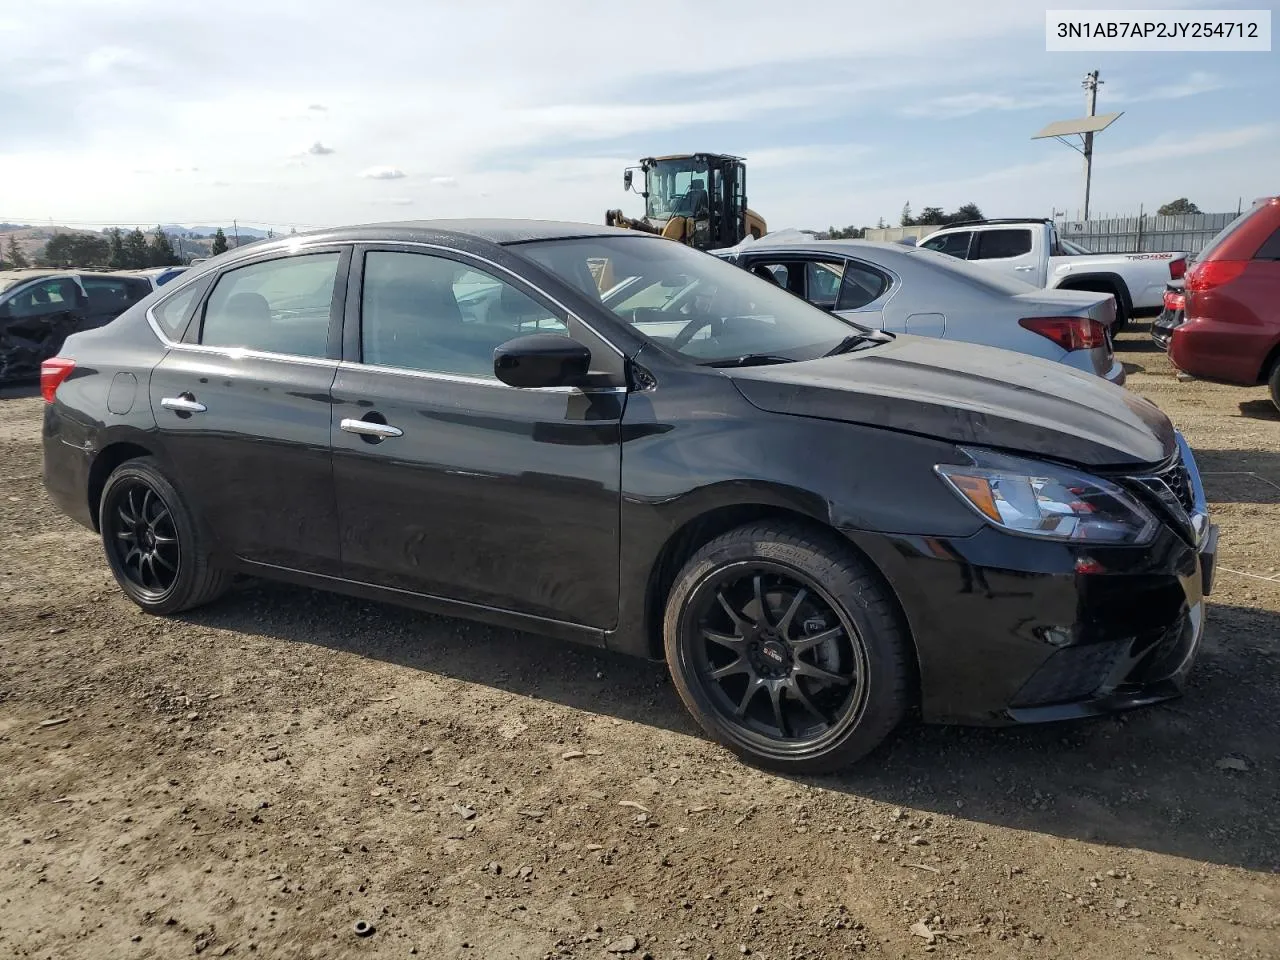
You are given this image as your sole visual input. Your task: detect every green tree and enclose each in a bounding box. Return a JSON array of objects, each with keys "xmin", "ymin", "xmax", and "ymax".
[
  {"xmin": 211, "ymin": 228, "xmax": 228, "ymax": 256},
  {"xmin": 1157, "ymin": 197, "xmax": 1201, "ymax": 216},
  {"xmin": 106, "ymin": 228, "xmax": 126, "ymax": 269},
  {"xmin": 823, "ymin": 224, "xmax": 866, "ymax": 240},
  {"xmin": 947, "ymin": 202, "xmax": 984, "ymax": 223},
  {"xmin": 914, "ymin": 206, "xmax": 945, "ymax": 225},
  {"xmin": 899, "ymin": 202, "xmax": 914, "ymax": 227},
  {"xmin": 4, "ymin": 234, "xmax": 28, "ymax": 268},
  {"xmin": 42, "ymin": 232, "xmax": 108, "ymax": 267},
  {"xmin": 148, "ymin": 226, "xmax": 180, "ymax": 267},
  {"xmin": 124, "ymin": 228, "xmax": 149, "ymax": 269},
  {"xmin": 875, "ymin": 217, "xmax": 887, "ymax": 230}
]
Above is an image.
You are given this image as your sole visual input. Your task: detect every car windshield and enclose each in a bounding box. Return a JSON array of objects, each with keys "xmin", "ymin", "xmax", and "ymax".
[
  {"xmin": 902, "ymin": 245, "xmax": 1041, "ymax": 296},
  {"xmin": 513, "ymin": 235, "xmax": 875, "ymax": 364}
]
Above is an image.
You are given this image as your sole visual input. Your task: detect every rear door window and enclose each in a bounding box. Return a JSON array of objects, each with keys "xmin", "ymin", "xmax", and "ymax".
[
  {"xmin": 804, "ymin": 261, "xmax": 845, "ymax": 308},
  {"xmin": 200, "ymin": 252, "xmax": 342, "ymax": 358},
  {"xmin": 81, "ymin": 276, "xmax": 153, "ymax": 319},
  {"xmin": 971, "ymin": 229, "xmax": 1033, "ymax": 260},
  {"xmin": 920, "ymin": 231, "xmax": 972, "ymax": 258}
]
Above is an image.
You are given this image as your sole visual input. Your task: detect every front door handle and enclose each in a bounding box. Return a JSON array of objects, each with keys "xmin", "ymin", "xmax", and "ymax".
[
  {"xmin": 1014, "ymin": 265, "xmax": 1035, "ymax": 272},
  {"xmin": 340, "ymin": 418, "xmax": 403, "ymax": 439},
  {"xmin": 161, "ymin": 396, "xmax": 207, "ymax": 413}
]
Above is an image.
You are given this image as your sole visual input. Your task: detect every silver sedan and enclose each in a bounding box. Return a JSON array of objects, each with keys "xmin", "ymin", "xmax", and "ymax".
[{"xmin": 713, "ymin": 236, "xmax": 1125, "ymax": 384}]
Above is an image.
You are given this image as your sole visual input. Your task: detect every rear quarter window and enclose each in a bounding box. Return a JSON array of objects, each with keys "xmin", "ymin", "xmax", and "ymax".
[
  {"xmin": 1254, "ymin": 227, "xmax": 1280, "ymax": 260},
  {"xmin": 151, "ymin": 277, "xmax": 212, "ymax": 339}
]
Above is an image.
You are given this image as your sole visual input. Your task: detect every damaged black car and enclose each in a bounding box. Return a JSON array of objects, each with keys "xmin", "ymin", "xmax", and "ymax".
[
  {"xmin": 1, "ymin": 271, "xmax": 153, "ymax": 383},
  {"xmin": 40, "ymin": 220, "xmax": 1218, "ymax": 772}
]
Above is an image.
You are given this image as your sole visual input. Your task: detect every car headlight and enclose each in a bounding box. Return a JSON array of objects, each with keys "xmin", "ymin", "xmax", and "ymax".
[{"xmin": 935, "ymin": 449, "xmax": 1157, "ymax": 545}]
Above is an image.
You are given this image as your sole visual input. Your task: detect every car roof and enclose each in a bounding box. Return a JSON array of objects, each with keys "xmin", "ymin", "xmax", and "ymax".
[
  {"xmin": 292, "ymin": 218, "xmax": 637, "ymax": 246},
  {"xmin": 725, "ymin": 238, "xmax": 923, "ymax": 260}
]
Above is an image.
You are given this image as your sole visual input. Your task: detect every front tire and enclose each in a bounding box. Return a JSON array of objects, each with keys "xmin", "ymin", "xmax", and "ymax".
[
  {"xmin": 1269, "ymin": 359, "xmax": 1280, "ymax": 414},
  {"xmin": 99, "ymin": 457, "xmax": 232, "ymax": 615},
  {"xmin": 663, "ymin": 522, "xmax": 911, "ymax": 773}
]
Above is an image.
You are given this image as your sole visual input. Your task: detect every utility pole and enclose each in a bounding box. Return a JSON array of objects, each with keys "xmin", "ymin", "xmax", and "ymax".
[
  {"xmin": 233, "ymin": 219, "xmax": 240, "ymax": 247},
  {"xmin": 1081, "ymin": 70, "xmax": 1101, "ymax": 222}
]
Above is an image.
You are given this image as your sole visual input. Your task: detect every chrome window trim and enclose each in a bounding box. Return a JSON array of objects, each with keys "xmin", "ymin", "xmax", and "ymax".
[
  {"xmin": 143, "ymin": 235, "xmax": 635, "ymax": 370},
  {"xmin": 335, "ymin": 360, "xmax": 626, "ymax": 395}
]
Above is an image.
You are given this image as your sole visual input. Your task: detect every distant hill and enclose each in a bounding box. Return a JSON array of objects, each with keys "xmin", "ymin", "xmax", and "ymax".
[{"xmin": 159, "ymin": 224, "xmax": 275, "ymax": 240}]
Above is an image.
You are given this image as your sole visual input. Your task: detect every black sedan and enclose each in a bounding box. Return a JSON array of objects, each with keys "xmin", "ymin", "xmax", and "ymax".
[{"xmin": 41, "ymin": 220, "xmax": 1218, "ymax": 772}]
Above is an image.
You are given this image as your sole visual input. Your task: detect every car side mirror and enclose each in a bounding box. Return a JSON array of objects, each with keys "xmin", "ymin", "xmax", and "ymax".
[
  {"xmin": 494, "ymin": 333, "xmax": 591, "ymax": 389},
  {"xmin": 623, "ymin": 169, "xmax": 633, "ymax": 191}
]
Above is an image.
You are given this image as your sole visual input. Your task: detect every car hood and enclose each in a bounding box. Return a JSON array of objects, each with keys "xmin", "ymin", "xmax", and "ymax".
[{"xmin": 728, "ymin": 334, "xmax": 1175, "ymax": 467}]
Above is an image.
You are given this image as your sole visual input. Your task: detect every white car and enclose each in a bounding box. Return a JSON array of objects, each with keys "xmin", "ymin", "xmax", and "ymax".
[{"xmin": 917, "ymin": 219, "xmax": 1187, "ymax": 331}]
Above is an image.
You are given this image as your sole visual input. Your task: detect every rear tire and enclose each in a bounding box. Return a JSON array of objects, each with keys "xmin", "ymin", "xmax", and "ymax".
[
  {"xmin": 1269, "ymin": 359, "xmax": 1280, "ymax": 415},
  {"xmin": 99, "ymin": 457, "xmax": 232, "ymax": 615},
  {"xmin": 662, "ymin": 521, "xmax": 911, "ymax": 773}
]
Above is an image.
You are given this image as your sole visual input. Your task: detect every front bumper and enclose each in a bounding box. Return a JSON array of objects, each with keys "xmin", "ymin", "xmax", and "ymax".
[{"xmin": 847, "ymin": 435, "xmax": 1218, "ymax": 726}]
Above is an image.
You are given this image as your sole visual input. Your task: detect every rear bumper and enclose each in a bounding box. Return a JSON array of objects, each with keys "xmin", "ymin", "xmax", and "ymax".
[
  {"xmin": 1168, "ymin": 316, "xmax": 1274, "ymax": 385},
  {"xmin": 42, "ymin": 403, "xmax": 97, "ymax": 531}
]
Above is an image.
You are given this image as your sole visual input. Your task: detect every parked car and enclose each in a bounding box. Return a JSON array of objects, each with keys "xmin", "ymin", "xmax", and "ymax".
[
  {"xmin": 1166, "ymin": 196, "xmax": 1280, "ymax": 411},
  {"xmin": 917, "ymin": 219, "xmax": 1187, "ymax": 332},
  {"xmin": 125, "ymin": 266, "xmax": 190, "ymax": 288},
  {"xmin": 714, "ymin": 234, "xmax": 1125, "ymax": 384},
  {"xmin": 41, "ymin": 219, "xmax": 1217, "ymax": 772},
  {"xmin": 0, "ymin": 270, "xmax": 154, "ymax": 382},
  {"xmin": 1151, "ymin": 280, "xmax": 1185, "ymax": 351}
]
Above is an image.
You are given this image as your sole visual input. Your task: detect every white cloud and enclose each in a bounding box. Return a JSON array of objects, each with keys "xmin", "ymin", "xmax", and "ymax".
[
  {"xmin": 307, "ymin": 141, "xmax": 335, "ymax": 156},
  {"xmin": 0, "ymin": 0, "xmax": 1271, "ymax": 231}
]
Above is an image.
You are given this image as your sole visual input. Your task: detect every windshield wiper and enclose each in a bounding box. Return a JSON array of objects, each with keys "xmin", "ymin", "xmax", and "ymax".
[
  {"xmin": 824, "ymin": 331, "xmax": 892, "ymax": 356},
  {"xmin": 701, "ymin": 353, "xmax": 794, "ymax": 368}
]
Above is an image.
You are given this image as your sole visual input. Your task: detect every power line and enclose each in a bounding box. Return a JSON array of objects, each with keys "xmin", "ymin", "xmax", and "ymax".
[{"xmin": 0, "ymin": 216, "xmax": 332, "ymax": 229}]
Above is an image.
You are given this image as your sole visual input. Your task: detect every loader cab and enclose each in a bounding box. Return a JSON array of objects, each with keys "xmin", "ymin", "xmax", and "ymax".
[{"xmin": 631, "ymin": 153, "xmax": 752, "ymax": 250}]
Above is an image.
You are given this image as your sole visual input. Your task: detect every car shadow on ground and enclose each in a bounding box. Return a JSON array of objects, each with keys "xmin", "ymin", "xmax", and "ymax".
[
  {"xmin": 1115, "ymin": 318, "xmax": 1165, "ymax": 354},
  {"xmin": 0, "ymin": 381, "xmax": 40, "ymax": 401},
  {"xmin": 182, "ymin": 583, "xmax": 1280, "ymax": 874},
  {"xmin": 1238, "ymin": 398, "xmax": 1280, "ymax": 422}
]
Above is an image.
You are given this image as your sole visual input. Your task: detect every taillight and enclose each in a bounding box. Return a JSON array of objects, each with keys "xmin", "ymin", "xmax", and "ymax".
[
  {"xmin": 1169, "ymin": 257, "xmax": 1186, "ymax": 281},
  {"xmin": 1163, "ymin": 289, "xmax": 1185, "ymax": 312},
  {"xmin": 40, "ymin": 357, "xmax": 76, "ymax": 403},
  {"xmin": 1184, "ymin": 260, "xmax": 1246, "ymax": 292},
  {"xmin": 1018, "ymin": 316, "xmax": 1108, "ymax": 351}
]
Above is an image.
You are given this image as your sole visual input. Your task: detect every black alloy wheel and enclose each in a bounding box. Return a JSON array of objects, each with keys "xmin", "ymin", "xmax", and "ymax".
[
  {"xmin": 664, "ymin": 522, "xmax": 911, "ymax": 773},
  {"xmin": 99, "ymin": 457, "xmax": 233, "ymax": 615},
  {"xmin": 688, "ymin": 563, "xmax": 866, "ymax": 746},
  {"xmin": 104, "ymin": 479, "xmax": 181, "ymax": 601}
]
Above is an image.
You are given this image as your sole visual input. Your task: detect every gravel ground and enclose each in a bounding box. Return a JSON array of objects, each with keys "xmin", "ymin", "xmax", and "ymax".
[{"xmin": 1, "ymin": 320, "xmax": 1277, "ymax": 960}]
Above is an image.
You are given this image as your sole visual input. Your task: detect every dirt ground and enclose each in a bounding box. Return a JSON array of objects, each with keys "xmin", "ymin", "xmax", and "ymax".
[{"xmin": 1, "ymin": 320, "xmax": 1277, "ymax": 960}]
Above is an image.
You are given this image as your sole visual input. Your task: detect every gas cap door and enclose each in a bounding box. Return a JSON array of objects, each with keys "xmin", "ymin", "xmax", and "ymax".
[{"xmin": 905, "ymin": 313, "xmax": 945, "ymax": 337}]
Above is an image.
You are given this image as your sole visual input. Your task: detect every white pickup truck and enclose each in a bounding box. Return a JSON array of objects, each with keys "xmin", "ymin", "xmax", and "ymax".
[{"xmin": 916, "ymin": 219, "xmax": 1187, "ymax": 331}]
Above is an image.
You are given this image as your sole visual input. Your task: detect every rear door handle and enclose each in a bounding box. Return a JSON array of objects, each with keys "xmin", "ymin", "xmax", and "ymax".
[
  {"xmin": 1014, "ymin": 265, "xmax": 1035, "ymax": 272},
  {"xmin": 160, "ymin": 396, "xmax": 207, "ymax": 413},
  {"xmin": 340, "ymin": 418, "xmax": 403, "ymax": 439}
]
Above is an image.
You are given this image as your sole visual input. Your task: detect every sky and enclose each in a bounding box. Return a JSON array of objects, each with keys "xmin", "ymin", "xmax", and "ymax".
[{"xmin": 0, "ymin": 0, "xmax": 1276, "ymax": 234}]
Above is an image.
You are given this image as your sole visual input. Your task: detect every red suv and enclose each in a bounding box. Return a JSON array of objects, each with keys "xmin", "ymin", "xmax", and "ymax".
[{"xmin": 1168, "ymin": 196, "xmax": 1280, "ymax": 411}]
